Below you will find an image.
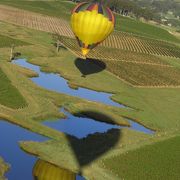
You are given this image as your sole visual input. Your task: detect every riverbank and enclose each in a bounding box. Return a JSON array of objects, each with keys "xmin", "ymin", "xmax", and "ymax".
[{"xmin": 0, "ymin": 157, "xmax": 8, "ymax": 180}]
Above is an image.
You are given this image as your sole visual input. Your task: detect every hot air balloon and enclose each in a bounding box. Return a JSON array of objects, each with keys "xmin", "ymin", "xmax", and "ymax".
[
  {"xmin": 71, "ymin": 1, "xmax": 115, "ymax": 57},
  {"xmin": 33, "ymin": 159, "xmax": 76, "ymax": 180}
]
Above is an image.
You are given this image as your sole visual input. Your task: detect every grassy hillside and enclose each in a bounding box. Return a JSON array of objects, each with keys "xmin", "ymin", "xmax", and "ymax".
[
  {"xmin": 116, "ymin": 15, "xmax": 180, "ymax": 43},
  {"xmin": 0, "ymin": 1, "xmax": 179, "ymax": 43}
]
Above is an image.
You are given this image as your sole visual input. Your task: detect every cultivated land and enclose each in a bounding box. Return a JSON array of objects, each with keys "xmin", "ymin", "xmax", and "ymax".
[{"xmin": 0, "ymin": 1, "xmax": 180, "ymax": 179}]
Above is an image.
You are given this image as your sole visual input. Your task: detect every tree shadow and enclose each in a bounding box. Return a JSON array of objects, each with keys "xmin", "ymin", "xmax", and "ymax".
[{"xmin": 75, "ymin": 58, "xmax": 106, "ymax": 77}]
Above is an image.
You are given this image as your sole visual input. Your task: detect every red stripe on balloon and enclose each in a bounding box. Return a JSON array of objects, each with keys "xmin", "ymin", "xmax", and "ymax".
[{"xmin": 72, "ymin": 2, "xmax": 87, "ymax": 13}]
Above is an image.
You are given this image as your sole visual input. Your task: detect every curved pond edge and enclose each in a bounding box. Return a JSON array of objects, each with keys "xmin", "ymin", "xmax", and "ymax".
[
  {"xmin": 0, "ymin": 120, "xmax": 84, "ymax": 180},
  {"xmin": 12, "ymin": 59, "xmax": 126, "ymax": 108}
]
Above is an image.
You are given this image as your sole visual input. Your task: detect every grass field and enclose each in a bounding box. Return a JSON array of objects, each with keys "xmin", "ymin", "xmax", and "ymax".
[
  {"xmin": 0, "ymin": 66, "xmax": 27, "ymax": 108},
  {"xmin": 0, "ymin": 1, "xmax": 74, "ymax": 21},
  {"xmin": 0, "ymin": 35, "xmax": 30, "ymax": 48},
  {"xmin": 115, "ymin": 15, "xmax": 180, "ymax": 43},
  {"xmin": 0, "ymin": 2, "xmax": 179, "ymax": 180},
  {"xmin": 103, "ymin": 135, "xmax": 180, "ymax": 180}
]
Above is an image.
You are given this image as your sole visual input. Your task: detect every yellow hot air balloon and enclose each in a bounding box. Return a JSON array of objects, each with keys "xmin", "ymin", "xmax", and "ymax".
[
  {"xmin": 33, "ymin": 159, "xmax": 76, "ymax": 180},
  {"xmin": 71, "ymin": 2, "xmax": 115, "ymax": 57}
]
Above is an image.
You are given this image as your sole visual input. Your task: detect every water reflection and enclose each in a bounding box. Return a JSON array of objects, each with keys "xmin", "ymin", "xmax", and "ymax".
[
  {"xmin": 43, "ymin": 109, "xmax": 121, "ymax": 139},
  {"xmin": 33, "ymin": 159, "xmax": 76, "ymax": 180},
  {"xmin": 0, "ymin": 120, "xmax": 46, "ymax": 180}
]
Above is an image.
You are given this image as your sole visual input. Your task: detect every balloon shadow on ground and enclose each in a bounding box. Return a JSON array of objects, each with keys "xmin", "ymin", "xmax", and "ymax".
[{"xmin": 75, "ymin": 58, "xmax": 106, "ymax": 77}]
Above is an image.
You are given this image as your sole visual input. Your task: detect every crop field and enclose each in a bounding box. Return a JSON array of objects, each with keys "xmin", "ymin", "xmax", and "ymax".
[
  {"xmin": 0, "ymin": 5, "xmax": 179, "ymax": 59},
  {"xmin": 103, "ymin": 136, "xmax": 180, "ymax": 180},
  {"xmin": 102, "ymin": 32, "xmax": 180, "ymax": 58},
  {"xmin": 0, "ymin": 34, "xmax": 30, "ymax": 48},
  {"xmin": 0, "ymin": 1, "xmax": 179, "ymax": 43},
  {"xmin": 58, "ymin": 36, "xmax": 180, "ymax": 87},
  {"xmin": 0, "ymin": 66, "xmax": 27, "ymax": 109},
  {"xmin": 0, "ymin": 0, "xmax": 74, "ymax": 21},
  {"xmin": 103, "ymin": 60, "xmax": 180, "ymax": 87},
  {"xmin": 0, "ymin": 5, "xmax": 74, "ymax": 38}
]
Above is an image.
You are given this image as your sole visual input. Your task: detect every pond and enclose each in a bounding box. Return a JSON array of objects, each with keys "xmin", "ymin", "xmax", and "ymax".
[
  {"xmin": 0, "ymin": 120, "xmax": 84, "ymax": 180},
  {"xmin": 13, "ymin": 59, "xmax": 125, "ymax": 108},
  {"xmin": 0, "ymin": 59, "xmax": 154, "ymax": 180}
]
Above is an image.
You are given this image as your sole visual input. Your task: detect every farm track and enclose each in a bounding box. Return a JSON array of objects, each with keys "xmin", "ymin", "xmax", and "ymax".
[{"xmin": 0, "ymin": 5, "xmax": 180, "ymax": 59}]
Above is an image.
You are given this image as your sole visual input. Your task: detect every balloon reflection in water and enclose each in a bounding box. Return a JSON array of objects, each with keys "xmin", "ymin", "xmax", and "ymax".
[{"xmin": 33, "ymin": 159, "xmax": 76, "ymax": 180}]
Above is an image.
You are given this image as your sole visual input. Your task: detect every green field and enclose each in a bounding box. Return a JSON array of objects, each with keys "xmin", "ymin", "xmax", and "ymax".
[
  {"xmin": 103, "ymin": 135, "xmax": 180, "ymax": 180},
  {"xmin": 0, "ymin": 35, "xmax": 30, "ymax": 48},
  {"xmin": 0, "ymin": 67, "xmax": 27, "ymax": 108},
  {"xmin": 0, "ymin": 1, "xmax": 74, "ymax": 20},
  {"xmin": 115, "ymin": 15, "xmax": 180, "ymax": 43},
  {"xmin": 0, "ymin": 1, "xmax": 179, "ymax": 43},
  {"xmin": 0, "ymin": 1, "xmax": 179, "ymax": 180}
]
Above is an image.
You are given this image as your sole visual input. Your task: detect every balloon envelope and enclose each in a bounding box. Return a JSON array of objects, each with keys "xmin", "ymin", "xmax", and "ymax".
[{"xmin": 71, "ymin": 2, "xmax": 115, "ymax": 56}]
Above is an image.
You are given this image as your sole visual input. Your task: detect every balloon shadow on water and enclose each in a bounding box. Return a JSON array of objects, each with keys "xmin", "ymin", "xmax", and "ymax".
[
  {"xmin": 32, "ymin": 111, "xmax": 121, "ymax": 179},
  {"xmin": 75, "ymin": 58, "xmax": 106, "ymax": 77},
  {"xmin": 66, "ymin": 111, "xmax": 121, "ymax": 175}
]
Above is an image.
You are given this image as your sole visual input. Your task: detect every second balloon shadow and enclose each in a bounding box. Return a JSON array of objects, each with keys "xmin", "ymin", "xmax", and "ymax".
[{"xmin": 74, "ymin": 58, "xmax": 106, "ymax": 77}]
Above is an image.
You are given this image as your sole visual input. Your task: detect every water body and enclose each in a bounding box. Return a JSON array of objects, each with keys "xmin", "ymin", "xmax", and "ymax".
[
  {"xmin": 0, "ymin": 59, "xmax": 154, "ymax": 180},
  {"xmin": 12, "ymin": 59, "xmax": 154, "ymax": 135},
  {"xmin": 0, "ymin": 120, "xmax": 46, "ymax": 180},
  {"xmin": 13, "ymin": 59, "xmax": 125, "ymax": 107},
  {"xmin": 44, "ymin": 109, "xmax": 154, "ymax": 139},
  {"xmin": 0, "ymin": 120, "xmax": 84, "ymax": 180}
]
